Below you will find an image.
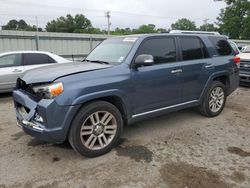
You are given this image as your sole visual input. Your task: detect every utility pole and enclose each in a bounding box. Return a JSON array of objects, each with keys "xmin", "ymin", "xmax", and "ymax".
[
  {"xmin": 203, "ymin": 18, "xmax": 209, "ymax": 31},
  {"xmin": 105, "ymin": 11, "xmax": 111, "ymax": 35},
  {"xmin": 35, "ymin": 16, "xmax": 39, "ymax": 50}
]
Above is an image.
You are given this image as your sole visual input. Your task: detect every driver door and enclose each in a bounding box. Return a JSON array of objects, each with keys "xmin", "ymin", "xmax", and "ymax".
[{"xmin": 130, "ymin": 37, "xmax": 182, "ymax": 116}]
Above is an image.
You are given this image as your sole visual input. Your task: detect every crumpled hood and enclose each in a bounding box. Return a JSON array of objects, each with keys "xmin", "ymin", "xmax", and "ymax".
[{"xmin": 20, "ymin": 62, "xmax": 112, "ymax": 84}]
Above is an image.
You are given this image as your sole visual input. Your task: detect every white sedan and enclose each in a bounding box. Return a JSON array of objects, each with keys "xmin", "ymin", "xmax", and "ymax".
[{"xmin": 0, "ymin": 51, "xmax": 71, "ymax": 93}]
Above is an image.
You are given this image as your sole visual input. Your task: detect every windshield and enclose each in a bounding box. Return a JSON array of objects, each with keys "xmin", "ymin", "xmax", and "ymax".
[
  {"xmin": 242, "ymin": 46, "xmax": 250, "ymax": 53},
  {"xmin": 86, "ymin": 37, "xmax": 137, "ymax": 65}
]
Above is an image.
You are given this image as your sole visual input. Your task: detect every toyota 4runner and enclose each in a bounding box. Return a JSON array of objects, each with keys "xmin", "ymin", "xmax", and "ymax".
[{"xmin": 13, "ymin": 32, "xmax": 240, "ymax": 157}]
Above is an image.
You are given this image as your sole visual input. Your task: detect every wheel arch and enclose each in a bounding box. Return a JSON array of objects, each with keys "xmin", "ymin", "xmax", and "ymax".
[{"xmin": 199, "ymin": 71, "xmax": 230, "ymax": 102}]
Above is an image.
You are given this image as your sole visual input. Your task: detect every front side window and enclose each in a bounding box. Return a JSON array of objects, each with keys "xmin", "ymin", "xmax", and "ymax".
[
  {"xmin": 208, "ymin": 37, "xmax": 232, "ymax": 56},
  {"xmin": 179, "ymin": 37, "xmax": 208, "ymax": 61},
  {"xmin": 137, "ymin": 37, "xmax": 176, "ymax": 64},
  {"xmin": 23, "ymin": 54, "xmax": 55, "ymax": 66},
  {"xmin": 0, "ymin": 54, "xmax": 22, "ymax": 68},
  {"xmin": 86, "ymin": 37, "xmax": 136, "ymax": 65}
]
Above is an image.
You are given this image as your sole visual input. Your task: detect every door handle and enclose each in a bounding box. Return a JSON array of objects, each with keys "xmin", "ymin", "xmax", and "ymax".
[
  {"xmin": 205, "ymin": 64, "xmax": 214, "ymax": 69},
  {"xmin": 171, "ymin": 69, "xmax": 182, "ymax": 74},
  {"xmin": 13, "ymin": 69, "xmax": 22, "ymax": 73}
]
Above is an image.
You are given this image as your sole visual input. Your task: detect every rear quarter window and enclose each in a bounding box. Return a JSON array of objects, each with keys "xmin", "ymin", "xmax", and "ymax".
[{"xmin": 208, "ymin": 37, "xmax": 232, "ymax": 56}]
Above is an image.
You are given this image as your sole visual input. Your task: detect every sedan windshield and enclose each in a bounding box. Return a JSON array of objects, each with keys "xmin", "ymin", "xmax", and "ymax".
[{"xmin": 86, "ymin": 37, "xmax": 137, "ymax": 65}]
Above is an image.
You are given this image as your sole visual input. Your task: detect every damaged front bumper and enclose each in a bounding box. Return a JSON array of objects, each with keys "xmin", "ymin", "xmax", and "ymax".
[{"xmin": 13, "ymin": 89, "xmax": 80, "ymax": 143}]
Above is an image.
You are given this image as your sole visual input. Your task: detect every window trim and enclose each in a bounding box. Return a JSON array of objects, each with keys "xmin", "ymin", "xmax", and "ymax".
[
  {"xmin": 177, "ymin": 36, "xmax": 210, "ymax": 62},
  {"xmin": 131, "ymin": 36, "xmax": 178, "ymax": 68},
  {"xmin": 0, "ymin": 53, "xmax": 23, "ymax": 68}
]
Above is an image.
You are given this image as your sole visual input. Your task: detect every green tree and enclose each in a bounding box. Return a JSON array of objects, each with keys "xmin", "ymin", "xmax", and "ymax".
[
  {"xmin": 199, "ymin": 23, "xmax": 218, "ymax": 32},
  {"xmin": 217, "ymin": 0, "xmax": 250, "ymax": 39},
  {"xmin": 134, "ymin": 24, "xmax": 157, "ymax": 34},
  {"xmin": 46, "ymin": 14, "xmax": 93, "ymax": 33},
  {"xmin": 171, "ymin": 18, "xmax": 197, "ymax": 30},
  {"xmin": 2, "ymin": 19, "xmax": 37, "ymax": 31}
]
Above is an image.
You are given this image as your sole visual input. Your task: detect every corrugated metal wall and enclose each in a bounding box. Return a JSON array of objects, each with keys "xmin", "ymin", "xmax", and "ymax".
[{"xmin": 0, "ymin": 30, "xmax": 109, "ymax": 59}]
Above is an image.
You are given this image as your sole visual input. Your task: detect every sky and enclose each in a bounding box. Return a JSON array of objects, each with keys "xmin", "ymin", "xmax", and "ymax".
[{"xmin": 0, "ymin": 0, "xmax": 226, "ymax": 30}]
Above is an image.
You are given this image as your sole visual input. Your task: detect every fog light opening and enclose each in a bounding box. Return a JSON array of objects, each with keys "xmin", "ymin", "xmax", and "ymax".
[{"xmin": 34, "ymin": 112, "xmax": 44, "ymax": 123}]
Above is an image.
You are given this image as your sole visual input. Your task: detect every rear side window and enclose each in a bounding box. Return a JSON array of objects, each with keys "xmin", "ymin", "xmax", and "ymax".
[
  {"xmin": 208, "ymin": 37, "xmax": 232, "ymax": 56},
  {"xmin": 179, "ymin": 37, "xmax": 209, "ymax": 61},
  {"xmin": 23, "ymin": 53, "xmax": 55, "ymax": 66},
  {"xmin": 0, "ymin": 54, "xmax": 22, "ymax": 68},
  {"xmin": 137, "ymin": 37, "xmax": 176, "ymax": 64}
]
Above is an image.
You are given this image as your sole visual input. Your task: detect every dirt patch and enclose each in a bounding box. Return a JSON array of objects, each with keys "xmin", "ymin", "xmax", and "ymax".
[
  {"xmin": 160, "ymin": 162, "xmax": 231, "ymax": 188},
  {"xmin": 226, "ymin": 103, "xmax": 248, "ymax": 113},
  {"xmin": 230, "ymin": 171, "xmax": 245, "ymax": 183},
  {"xmin": 52, "ymin": 156, "xmax": 61, "ymax": 163},
  {"xmin": 53, "ymin": 141, "xmax": 72, "ymax": 150},
  {"xmin": 11, "ymin": 132, "xmax": 26, "ymax": 141},
  {"xmin": 27, "ymin": 139, "xmax": 48, "ymax": 147},
  {"xmin": 227, "ymin": 147, "xmax": 250, "ymax": 157},
  {"xmin": 117, "ymin": 138, "xmax": 127, "ymax": 146},
  {"xmin": 116, "ymin": 145, "xmax": 153, "ymax": 163}
]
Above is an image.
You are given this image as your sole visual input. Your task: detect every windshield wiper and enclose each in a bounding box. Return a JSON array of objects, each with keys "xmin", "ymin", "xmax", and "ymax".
[{"xmin": 85, "ymin": 59, "xmax": 110, "ymax": 65}]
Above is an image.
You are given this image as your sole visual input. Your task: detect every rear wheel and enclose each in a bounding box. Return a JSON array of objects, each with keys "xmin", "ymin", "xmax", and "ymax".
[
  {"xmin": 69, "ymin": 101, "xmax": 123, "ymax": 157},
  {"xmin": 199, "ymin": 81, "xmax": 226, "ymax": 117}
]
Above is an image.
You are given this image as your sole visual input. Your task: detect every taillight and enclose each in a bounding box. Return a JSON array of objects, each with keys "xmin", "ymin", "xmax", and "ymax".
[
  {"xmin": 233, "ymin": 56, "xmax": 241, "ymax": 63},
  {"xmin": 233, "ymin": 56, "xmax": 240, "ymax": 68}
]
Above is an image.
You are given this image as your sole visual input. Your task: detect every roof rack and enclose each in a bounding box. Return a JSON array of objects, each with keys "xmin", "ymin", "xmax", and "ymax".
[{"xmin": 170, "ymin": 30, "xmax": 220, "ymax": 35}]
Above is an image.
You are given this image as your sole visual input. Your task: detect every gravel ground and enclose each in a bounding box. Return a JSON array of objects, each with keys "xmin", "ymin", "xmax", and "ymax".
[{"xmin": 0, "ymin": 87, "xmax": 249, "ymax": 188}]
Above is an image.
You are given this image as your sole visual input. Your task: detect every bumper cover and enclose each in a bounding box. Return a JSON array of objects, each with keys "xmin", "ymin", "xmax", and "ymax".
[
  {"xmin": 13, "ymin": 89, "xmax": 80, "ymax": 143},
  {"xmin": 239, "ymin": 72, "xmax": 250, "ymax": 83}
]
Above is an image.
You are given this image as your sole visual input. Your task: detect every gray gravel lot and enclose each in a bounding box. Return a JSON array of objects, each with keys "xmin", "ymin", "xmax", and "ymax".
[{"xmin": 0, "ymin": 87, "xmax": 250, "ymax": 188}]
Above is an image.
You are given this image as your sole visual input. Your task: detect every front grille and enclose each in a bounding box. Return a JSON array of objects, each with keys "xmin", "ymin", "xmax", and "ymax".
[{"xmin": 240, "ymin": 61, "xmax": 250, "ymax": 71}]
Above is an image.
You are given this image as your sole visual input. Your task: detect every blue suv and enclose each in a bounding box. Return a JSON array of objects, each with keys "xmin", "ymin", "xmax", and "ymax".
[{"xmin": 13, "ymin": 32, "xmax": 240, "ymax": 157}]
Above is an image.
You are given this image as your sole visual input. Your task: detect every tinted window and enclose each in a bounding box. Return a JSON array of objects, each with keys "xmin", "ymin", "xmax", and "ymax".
[
  {"xmin": 209, "ymin": 37, "xmax": 232, "ymax": 56},
  {"xmin": 179, "ymin": 37, "xmax": 208, "ymax": 61},
  {"xmin": 0, "ymin": 54, "xmax": 22, "ymax": 68},
  {"xmin": 23, "ymin": 53, "xmax": 55, "ymax": 66},
  {"xmin": 137, "ymin": 37, "xmax": 176, "ymax": 64}
]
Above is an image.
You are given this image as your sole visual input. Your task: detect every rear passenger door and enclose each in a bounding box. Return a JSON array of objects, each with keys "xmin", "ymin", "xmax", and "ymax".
[
  {"xmin": 131, "ymin": 37, "xmax": 182, "ymax": 115},
  {"xmin": 23, "ymin": 53, "xmax": 56, "ymax": 71},
  {"xmin": 177, "ymin": 36, "xmax": 211, "ymax": 102}
]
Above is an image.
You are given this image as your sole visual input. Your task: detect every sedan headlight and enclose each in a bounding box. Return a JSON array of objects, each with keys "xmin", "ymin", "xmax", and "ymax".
[{"xmin": 33, "ymin": 82, "xmax": 63, "ymax": 99}]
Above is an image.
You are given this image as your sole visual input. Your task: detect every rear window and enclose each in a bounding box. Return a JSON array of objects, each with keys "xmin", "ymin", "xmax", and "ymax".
[
  {"xmin": 179, "ymin": 37, "xmax": 209, "ymax": 61},
  {"xmin": 23, "ymin": 53, "xmax": 55, "ymax": 66},
  {"xmin": 208, "ymin": 37, "xmax": 232, "ymax": 56}
]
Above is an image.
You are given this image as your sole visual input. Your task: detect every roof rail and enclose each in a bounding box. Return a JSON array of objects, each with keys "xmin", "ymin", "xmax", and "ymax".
[{"xmin": 170, "ymin": 30, "xmax": 220, "ymax": 35}]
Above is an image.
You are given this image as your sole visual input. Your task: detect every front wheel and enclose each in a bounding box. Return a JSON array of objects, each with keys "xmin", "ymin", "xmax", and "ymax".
[
  {"xmin": 199, "ymin": 81, "xmax": 227, "ymax": 117},
  {"xmin": 69, "ymin": 101, "xmax": 123, "ymax": 157}
]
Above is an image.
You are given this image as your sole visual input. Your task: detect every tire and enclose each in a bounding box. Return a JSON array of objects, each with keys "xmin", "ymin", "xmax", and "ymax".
[
  {"xmin": 69, "ymin": 101, "xmax": 123, "ymax": 157},
  {"xmin": 199, "ymin": 81, "xmax": 227, "ymax": 117}
]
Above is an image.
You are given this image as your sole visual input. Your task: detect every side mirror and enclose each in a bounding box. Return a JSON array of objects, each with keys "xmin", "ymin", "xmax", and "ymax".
[{"xmin": 134, "ymin": 54, "xmax": 154, "ymax": 67}]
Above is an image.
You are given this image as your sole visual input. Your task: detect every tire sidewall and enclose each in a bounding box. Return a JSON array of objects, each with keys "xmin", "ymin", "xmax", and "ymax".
[{"xmin": 69, "ymin": 101, "xmax": 123, "ymax": 157}]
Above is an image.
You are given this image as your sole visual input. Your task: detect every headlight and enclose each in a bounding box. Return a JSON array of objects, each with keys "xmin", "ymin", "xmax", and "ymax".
[{"xmin": 33, "ymin": 82, "xmax": 63, "ymax": 99}]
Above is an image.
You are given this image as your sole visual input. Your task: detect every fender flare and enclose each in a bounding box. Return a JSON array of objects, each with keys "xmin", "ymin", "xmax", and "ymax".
[{"xmin": 199, "ymin": 71, "xmax": 230, "ymax": 102}]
